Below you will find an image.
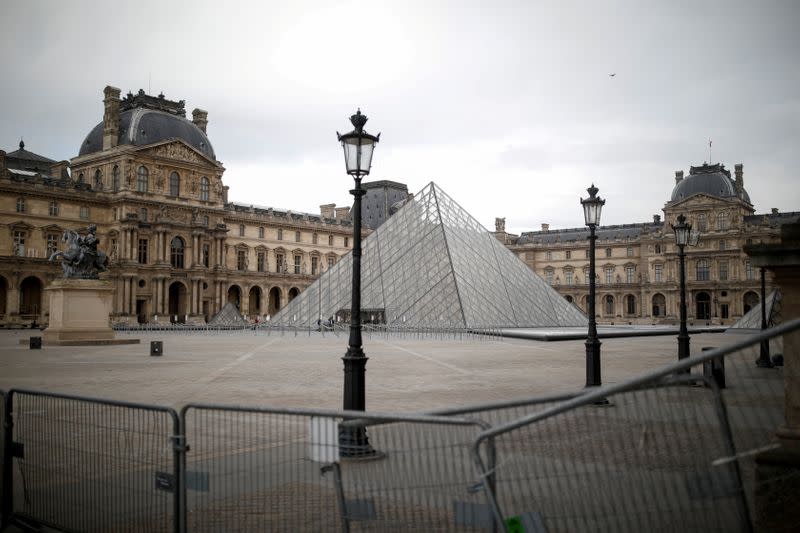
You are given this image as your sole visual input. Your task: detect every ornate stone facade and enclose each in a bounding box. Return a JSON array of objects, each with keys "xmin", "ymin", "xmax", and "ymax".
[
  {"xmin": 498, "ymin": 164, "xmax": 799, "ymax": 325},
  {"xmin": 0, "ymin": 86, "xmax": 357, "ymax": 326}
]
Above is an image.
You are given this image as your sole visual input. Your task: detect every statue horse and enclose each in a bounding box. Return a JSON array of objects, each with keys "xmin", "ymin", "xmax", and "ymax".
[{"xmin": 49, "ymin": 229, "xmax": 108, "ymax": 279}]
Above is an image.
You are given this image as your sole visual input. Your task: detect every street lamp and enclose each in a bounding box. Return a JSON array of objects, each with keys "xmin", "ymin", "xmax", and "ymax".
[
  {"xmin": 337, "ymin": 109, "xmax": 380, "ymax": 457},
  {"xmin": 581, "ymin": 184, "xmax": 605, "ymax": 391},
  {"xmin": 756, "ymin": 267, "xmax": 773, "ymax": 367},
  {"xmin": 671, "ymin": 214, "xmax": 698, "ymax": 368}
]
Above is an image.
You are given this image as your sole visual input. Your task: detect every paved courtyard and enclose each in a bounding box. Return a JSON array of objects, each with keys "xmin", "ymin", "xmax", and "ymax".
[{"xmin": 0, "ymin": 328, "xmax": 737, "ymax": 411}]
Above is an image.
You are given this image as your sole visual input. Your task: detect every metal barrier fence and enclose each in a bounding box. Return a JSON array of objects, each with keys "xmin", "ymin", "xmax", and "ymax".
[
  {"xmin": 471, "ymin": 319, "xmax": 800, "ymax": 532},
  {"xmin": 3, "ymin": 319, "xmax": 799, "ymax": 532},
  {"xmin": 2, "ymin": 390, "xmax": 180, "ymax": 532},
  {"xmin": 180, "ymin": 405, "xmax": 492, "ymax": 532},
  {"xmin": 114, "ymin": 322, "xmax": 502, "ymax": 342}
]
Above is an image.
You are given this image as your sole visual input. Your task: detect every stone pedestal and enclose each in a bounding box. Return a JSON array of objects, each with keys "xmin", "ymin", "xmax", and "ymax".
[{"xmin": 43, "ymin": 278, "xmax": 115, "ymax": 343}]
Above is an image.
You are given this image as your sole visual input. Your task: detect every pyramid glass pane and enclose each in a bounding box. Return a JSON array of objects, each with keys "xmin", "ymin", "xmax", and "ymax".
[{"xmin": 271, "ymin": 182, "xmax": 587, "ymax": 328}]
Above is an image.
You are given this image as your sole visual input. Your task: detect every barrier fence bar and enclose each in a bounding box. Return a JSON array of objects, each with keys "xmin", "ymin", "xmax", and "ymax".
[{"xmin": 471, "ymin": 317, "xmax": 800, "ymax": 531}]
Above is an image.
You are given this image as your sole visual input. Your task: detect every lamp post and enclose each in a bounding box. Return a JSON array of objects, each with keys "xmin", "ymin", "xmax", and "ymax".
[
  {"xmin": 756, "ymin": 267, "xmax": 773, "ymax": 367},
  {"xmin": 671, "ymin": 214, "xmax": 697, "ymax": 369},
  {"xmin": 581, "ymin": 184, "xmax": 605, "ymax": 391},
  {"xmin": 337, "ymin": 109, "xmax": 380, "ymax": 457}
]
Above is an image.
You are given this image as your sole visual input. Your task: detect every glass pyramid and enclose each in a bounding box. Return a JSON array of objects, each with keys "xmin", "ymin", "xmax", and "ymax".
[
  {"xmin": 729, "ymin": 289, "xmax": 781, "ymax": 329},
  {"xmin": 270, "ymin": 182, "xmax": 587, "ymax": 329}
]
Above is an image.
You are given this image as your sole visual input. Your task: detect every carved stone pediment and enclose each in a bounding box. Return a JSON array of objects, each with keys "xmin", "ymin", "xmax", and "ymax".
[{"xmin": 145, "ymin": 141, "xmax": 210, "ymax": 165}]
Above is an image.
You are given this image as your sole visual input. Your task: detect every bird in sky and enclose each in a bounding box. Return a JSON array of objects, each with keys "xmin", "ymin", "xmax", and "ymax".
[{"xmin": 609, "ymin": 73, "xmax": 616, "ymax": 77}]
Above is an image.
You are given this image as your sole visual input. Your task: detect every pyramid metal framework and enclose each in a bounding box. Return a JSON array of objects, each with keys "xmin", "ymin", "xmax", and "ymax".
[
  {"xmin": 271, "ymin": 182, "xmax": 587, "ymax": 329},
  {"xmin": 729, "ymin": 289, "xmax": 781, "ymax": 329}
]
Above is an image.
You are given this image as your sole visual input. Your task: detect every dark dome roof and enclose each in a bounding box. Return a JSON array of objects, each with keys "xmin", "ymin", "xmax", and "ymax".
[
  {"xmin": 79, "ymin": 108, "xmax": 215, "ymax": 159},
  {"xmin": 670, "ymin": 163, "xmax": 750, "ymax": 204}
]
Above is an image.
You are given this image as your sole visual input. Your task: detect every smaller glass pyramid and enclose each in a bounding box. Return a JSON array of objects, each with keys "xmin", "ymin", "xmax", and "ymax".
[{"xmin": 271, "ymin": 183, "xmax": 587, "ymax": 329}]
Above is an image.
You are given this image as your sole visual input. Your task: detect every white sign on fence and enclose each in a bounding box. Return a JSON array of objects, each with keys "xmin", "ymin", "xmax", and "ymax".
[{"xmin": 309, "ymin": 416, "xmax": 339, "ymax": 463}]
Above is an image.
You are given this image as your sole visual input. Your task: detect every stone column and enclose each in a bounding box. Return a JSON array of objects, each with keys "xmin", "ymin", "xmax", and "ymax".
[
  {"xmin": 744, "ymin": 221, "xmax": 800, "ymax": 530},
  {"xmin": 152, "ymin": 278, "xmax": 159, "ymax": 319},
  {"xmin": 129, "ymin": 277, "xmax": 137, "ymax": 316}
]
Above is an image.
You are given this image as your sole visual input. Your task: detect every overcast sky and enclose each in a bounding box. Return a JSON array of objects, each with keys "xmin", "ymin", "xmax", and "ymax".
[{"xmin": 2, "ymin": 0, "xmax": 798, "ymax": 234}]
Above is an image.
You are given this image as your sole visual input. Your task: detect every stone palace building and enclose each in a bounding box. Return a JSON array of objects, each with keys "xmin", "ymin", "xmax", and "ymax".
[
  {"xmin": 0, "ymin": 86, "xmax": 362, "ymax": 326},
  {"xmin": 494, "ymin": 163, "xmax": 799, "ymax": 325}
]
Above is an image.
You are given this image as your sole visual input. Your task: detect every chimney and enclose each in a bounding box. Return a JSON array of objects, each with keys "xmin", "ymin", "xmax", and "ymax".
[
  {"xmin": 734, "ymin": 163, "xmax": 744, "ymax": 192},
  {"xmin": 335, "ymin": 206, "xmax": 351, "ymax": 220},
  {"xmin": 223, "ymin": 185, "xmax": 229, "ymax": 204},
  {"xmin": 541, "ymin": 223, "xmax": 550, "ymax": 232},
  {"xmin": 653, "ymin": 214, "xmax": 661, "ymax": 223},
  {"xmin": 320, "ymin": 203, "xmax": 336, "ymax": 219},
  {"xmin": 102, "ymin": 85, "xmax": 121, "ymax": 150},
  {"xmin": 675, "ymin": 170, "xmax": 684, "ymax": 184},
  {"xmin": 495, "ymin": 217, "xmax": 506, "ymax": 232},
  {"xmin": 192, "ymin": 108, "xmax": 208, "ymax": 134},
  {"xmin": 50, "ymin": 160, "xmax": 70, "ymax": 179},
  {"xmin": 772, "ymin": 208, "xmax": 779, "ymax": 215}
]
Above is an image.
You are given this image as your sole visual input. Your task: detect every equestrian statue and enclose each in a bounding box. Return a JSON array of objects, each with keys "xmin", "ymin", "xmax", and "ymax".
[{"xmin": 49, "ymin": 224, "xmax": 109, "ymax": 279}]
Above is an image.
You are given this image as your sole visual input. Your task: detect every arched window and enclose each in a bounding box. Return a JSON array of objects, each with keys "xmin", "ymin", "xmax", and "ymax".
[
  {"xmin": 696, "ymin": 259, "xmax": 710, "ymax": 281},
  {"xmin": 112, "ymin": 165, "xmax": 120, "ymax": 192},
  {"xmin": 49, "ymin": 200, "xmax": 59, "ymax": 216},
  {"xmin": 605, "ymin": 295, "xmax": 615, "ymax": 316},
  {"xmin": 77, "ymin": 172, "xmax": 84, "ymax": 184},
  {"xmin": 200, "ymin": 177, "xmax": 209, "ymax": 201},
  {"xmin": 16, "ymin": 197, "xmax": 25, "ymax": 213},
  {"xmin": 697, "ymin": 213, "xmax": 707, "ymax": 232},
  {"xmin": 170, "ymin": 236, "xmax": 185, "ymax": 269},
  {"xmin": 137, "ymin": 166, "xmax": 149, "ymax": 192},
  {"xmin": 169, "ymin": 171, "xmax": 180, "ymax": 197},
  {"xmin": 625, "ymin": 294, "xmax": 636, "ymax": 315},
  {"xmin": 717, "ymin": 212, "xmax": 729, "ymax": 231},
  {"xmin": 652, "ymin": 293, "xmax": 666, "ymax": 317}
]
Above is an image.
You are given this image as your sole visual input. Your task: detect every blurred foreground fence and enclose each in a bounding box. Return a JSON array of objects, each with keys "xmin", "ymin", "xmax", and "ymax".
[{"xmin": 3, "ymin": 319, "xmax": 799, "ymax": 532}]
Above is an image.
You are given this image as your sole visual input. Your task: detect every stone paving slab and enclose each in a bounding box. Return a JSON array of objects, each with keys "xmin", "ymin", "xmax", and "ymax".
[{"xmin": 0, "ymin": 328, "xmax": 748, "ymax": 412}]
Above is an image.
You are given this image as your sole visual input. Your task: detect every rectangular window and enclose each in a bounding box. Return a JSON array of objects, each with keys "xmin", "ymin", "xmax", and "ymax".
[
  {"xmin": 546, "ymin": 251, "xmax": 552, "ymax": 261},
  {"xmin": 654, "ymin": 264, "xmax": 663, "ymax": 282},
  {"xmin": 80, "ymin": 206, "xmax": 89, "ymax": 219},
  {"xmin": 202, "ymin": 244, "xmax": 210, "ymax": 267},
  {"xmin": 525, "ymin": 251, "xmax": 534, "ymax": 260},
  {"xmin": 276, "ymin": 253, "xmax": 285, "ymax": 273},
  {"xmin": 719, "ymin": 260, "xmax": 729, "ymax": 280},
  {"xmin": 545, "ymin": 270, "xmax": 553, "ymax": 284},
  {"xmin": 327, "ymin": 256, "xmax": 334, "ymax": 269},
  {"xmin": 627, "ymin": 246, "xmax": 634, "ymax": 257},
  {"xmin": 565, "ymin": 250, "xmax": 571, "ymax": 260},
  {"xmin": 312, "ymin": 256, "xmax": 318, "ymax": 275},
  {"xmin": 745, "ymin": 260, "xmax": 754, "ymax": 280},
  {"xmin": 49, "ymin": 202, "xmax": 59, "ymax": 216},
  {"xmin": 328, "ymin": 235, "xmax": 334, "ymax": 246},
  {"xmin": 237, "ymin": 249, "xmax": 247, "ymax": 270},
  {"xmin": 259, "ymin": 227, "xmax": 264, "ymax": 239},
  {"xmin": 719, "ymin": 239, "xmax": 726, "ymax": 251},
  {"xmin": 344, "ymin": 237, "xmax": 349, "ymax": 248},
  {"xmin": 13, "ymin": 231, "xmax": 25, "ymax": 257},
  {"xmin": 239, "ymin": 224, "xmax": 245, "ymax": 237},
  {"xmin": 605, "ymin": 268, "xmax": 614, "ymax": 284},
  {"xmin": 138, "ymin": 238, "xmax": 148, "ymax": 264},
  {"xmin": 605, "ymin": 248, "xmax": 612, "ymax": 258},
  {"xmin": 295, "ymin": 231, "xmax": 301, "ymax": 243},
  {"xmin": 16, "ymin": 198, "xmax": 25, "ymax": 213},
  {"xmin": 721, "ymin": 304, "xmax": 729, "ymax": 319},
  {"xmin": 46, "ymin": 234, "xmax": 59, "ymax": 257},
  {"xmin": 312, "ymin": 233, "xmax": 318, "ymax": 245},
  {"xmin": 257, "ymin": 251, "xmax": 266, "ymax": 272},
  {"xmin": 626, "ymin": 266, "xmax": 635, "ymax": 284},
  {"xmin": 278, "ymin": 229, "xmax": 283, "ymax": 240},
  {"xmin": 565, "ymin": 271, "xmax": 573, "ymax": 285},
  {"xmin": 585, "ymin": 249, "xmax": 589, "ymax": 259},
  {"xmin": 294, "ymin": 254, "xmax": 301, "ymax": 274},
  {"xmin": 140, "ymin": 208, "xmax": 148, "ymax": 222}
]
